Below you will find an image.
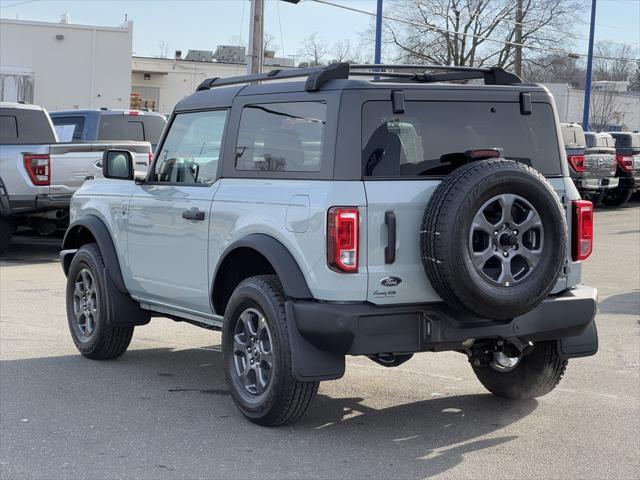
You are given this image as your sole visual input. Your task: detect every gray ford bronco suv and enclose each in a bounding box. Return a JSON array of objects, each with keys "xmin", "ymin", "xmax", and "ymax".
[{"xmin": 60, "ymin": 64, "xmax": 598, "ymax": 426}]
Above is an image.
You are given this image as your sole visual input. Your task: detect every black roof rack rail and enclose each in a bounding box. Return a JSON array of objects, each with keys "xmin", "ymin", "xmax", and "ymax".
[
  {"xmin": 349, "ymin": 64, "xmax": 522, "ymax": 85},
  {"xmin": 194, "ymin": 62, "xmax": 522, "ymax": 93}
]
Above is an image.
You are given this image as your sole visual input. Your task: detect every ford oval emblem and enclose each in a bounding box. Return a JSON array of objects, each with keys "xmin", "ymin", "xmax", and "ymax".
[{"xmin": 380, "ymin": 276, "xmax": 402, "ymax": 287}]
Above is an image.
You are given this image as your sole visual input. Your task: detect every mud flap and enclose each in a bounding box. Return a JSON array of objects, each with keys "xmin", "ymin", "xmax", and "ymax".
[
  {"xmin": 285, "ymin": 301, "xmax": 345, "ymax": 382},
  {"xmin": 557, "ymin": 320, "xmax": 598, "ymax": 359},
  {"xmin": 103, "ymin": 268, "xmax": 151, "ymax": 327}
]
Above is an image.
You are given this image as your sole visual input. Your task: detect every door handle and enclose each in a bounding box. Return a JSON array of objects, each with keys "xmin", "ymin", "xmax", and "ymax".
[
  {"xmin": 384, "ymin": 211, "xmax": 396, "ymax": 264},
  {"xmin": 182, "ymin": 208, "xmax": 205, "ymax": 221}
]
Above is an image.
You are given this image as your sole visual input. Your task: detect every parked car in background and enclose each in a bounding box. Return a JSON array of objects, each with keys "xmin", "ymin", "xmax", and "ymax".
[
  {"xmin": 50, "ymin": 109, "xmax": 166, "ymax": 152},
  {"xmin": 604, "ymin": 131, "xmax": 640, "ymax": 206},
  {"xmin": 0, "ymin": 102, "xmax": 151, "ymax": 254},
  {"xmin": 560, "ymin": 125, "xmax": 617, "ymax": 204}
]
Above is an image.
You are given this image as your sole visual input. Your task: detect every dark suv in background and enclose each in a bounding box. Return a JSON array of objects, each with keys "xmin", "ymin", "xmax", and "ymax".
[
  {"xmin": 605, "ymin": 131, "xmax": 640, "ymax": 206},
  {"xmin": 49, "ymin": 109, "xmax": 166, "ymax": 152}
]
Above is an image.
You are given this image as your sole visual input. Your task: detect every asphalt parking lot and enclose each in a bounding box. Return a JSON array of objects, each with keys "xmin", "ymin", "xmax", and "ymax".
[{"xmin": 1, "ymin": 203, "xmax": 639, "ymax": 480}]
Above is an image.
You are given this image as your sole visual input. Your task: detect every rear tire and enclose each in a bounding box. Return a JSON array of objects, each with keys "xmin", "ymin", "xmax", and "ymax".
[
  {"xmin": 472, "ymin": 341, "xmax": 567, "ymax": 399},
  {"xmin": 223, "ymin": 275, "xmax": 319, "ymax": 426},
  {"xmin": 65, "ymin": 243, "xmax": 134, "ymax": 359},
  {"xmin": 602, "ymin": 185, "xmax": 632, "ymax": 207},
  {"xmin": 0, "ymin": 218, "xmax": 14, "ymax": 255}
]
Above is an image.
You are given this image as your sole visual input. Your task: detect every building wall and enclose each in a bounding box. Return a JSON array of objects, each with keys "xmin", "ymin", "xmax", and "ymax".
[
  {"xmin": 0, "ymin": 19, "xmax": 132, "ymax": 111},
  {"xmin": 543, "ymin": 83, "xmax": 640, "ymax": 132},
  {"xmin": 131, "ymin": 57, "xmax": 294, "ymax": 114}
]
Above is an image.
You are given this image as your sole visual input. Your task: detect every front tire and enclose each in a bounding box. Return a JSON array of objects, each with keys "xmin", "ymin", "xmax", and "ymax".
[
  {"xmin": 65, "ymin": 243, "xmax": 134, "ymax": 359},
  {"xmin": 223, "ymin": 275, "xmax": 318, "ymax": 426},
  {"xmin": 472, "ymin": 341, "xmax": 567, "ymax": 399}
]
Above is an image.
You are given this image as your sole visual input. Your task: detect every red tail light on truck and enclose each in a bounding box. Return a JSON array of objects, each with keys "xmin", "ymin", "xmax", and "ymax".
[
  {"xmin": 572, "ymin": 200, "xmax": 593, "ymax": 261},
  {"xmin": 23, "ymin": 154, "xmax": 50, "ymax": 186},
  {"xmin": 567, "ymin": 154, "xmax": 585, "ymax": 172},
  {"xmin": 616, "ymin": 154, "xmax": 633, "ymax": 172},
  {"xmin": 327, "ymin": 207, "xmax": 359, "ymax": 272}
]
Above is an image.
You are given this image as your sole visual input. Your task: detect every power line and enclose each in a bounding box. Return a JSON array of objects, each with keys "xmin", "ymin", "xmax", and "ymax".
[
  {"xmin": 1, "ymin": 0, "xmax": 37, "ymax": 7},
  {"xmin": 309, "ymin": 0, "xmax": 640, "ymax": 65}
]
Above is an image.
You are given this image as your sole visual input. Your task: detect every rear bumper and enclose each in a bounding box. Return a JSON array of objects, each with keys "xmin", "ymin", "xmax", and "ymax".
[
  {"xmin": 577, "ymin": 177, "xmax": 618, "ymax": 191},
  {"xmin": 0, "ymin": 194, "xmax": 71, "ymax": 217},
  {"xmin": 287, "ymin": 285, "xmax": 597, "ymax": 356}
]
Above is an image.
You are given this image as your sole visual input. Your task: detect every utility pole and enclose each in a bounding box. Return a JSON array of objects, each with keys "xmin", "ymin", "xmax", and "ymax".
[
  {"xmin": 247, "ymin": 0, "xmax": 264, "ymax": 75},
  {"xmin": 374, "ymin": 0, "xmax": 383, "ymax": 65},
  {"xmin": 514, "ymin": 0, "xmax": 523, "ymax": 77},
  {"xmin": 583, "ymin": 0, "xmax": 597, "ymax": 131}
]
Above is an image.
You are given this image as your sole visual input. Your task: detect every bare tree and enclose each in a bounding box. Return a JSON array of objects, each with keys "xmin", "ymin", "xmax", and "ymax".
[
  {"xmin": 383, "ymin": 0, "xmax": 584, "ymax": 68},
  {"xmin": 298, "ymin": 33, "xmax": 328, "ymax": 67},
  {"xmin": 523, "ymin": 53, "xmax": 584, "ymax": 87},
  {"xmin": 630, "ymin": 66, "xmax": 640, "ymax": 92},
  {"xmin": 593, "ymin": 42, "xmax": 638, "ymax": 82},
  {"xmin": 331, "ymin": 39, "xmax": 354, "ymax": 63},
  {"xmin": 590, "ymin": 83, "xmax": 630, "ymax": 130},
  {"xmin": 263, "ymin": 33, "xmax": 279, "ymax": 57}
]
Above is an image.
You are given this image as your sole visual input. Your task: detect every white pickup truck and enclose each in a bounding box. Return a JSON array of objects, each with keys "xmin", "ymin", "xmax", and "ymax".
[{"xmin": 0, "ymin": 102, "xmax": 152, "ymax": 253}]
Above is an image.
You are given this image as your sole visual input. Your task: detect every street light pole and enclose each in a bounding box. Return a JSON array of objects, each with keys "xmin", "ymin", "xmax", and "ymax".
[
  {"xmin": 247, "ymin": 0, "xmax": 264, "ymax": 75},
  {"xmin": 374, "ymin": 0, "xmax": 383, "ymax": 65},
  {"xmin": 583, "ymin": 0, "xmax": 597, "ymax": 131}
]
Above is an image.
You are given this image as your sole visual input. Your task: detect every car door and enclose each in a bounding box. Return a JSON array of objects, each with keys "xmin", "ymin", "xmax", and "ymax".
[{"xmin": 126, "ymin": 109, "xmax": 228, "ymax": 315}]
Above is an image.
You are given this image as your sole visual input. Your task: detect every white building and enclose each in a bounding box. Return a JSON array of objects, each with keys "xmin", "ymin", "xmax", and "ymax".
[
  {"xmin": 131, "ymin": 56, "xmax": 295, "ymax": 114},
  {"xmin": 544, "ymin": 83, "xmax": 640, "ymax": 132},
  {"xmin": 0, "ymin": 18, "xmax": 133, "ymax": 111}
]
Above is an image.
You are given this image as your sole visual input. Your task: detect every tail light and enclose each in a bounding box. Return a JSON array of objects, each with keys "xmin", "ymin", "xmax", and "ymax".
[
  {"xmin": 23, "ymin": 154, "xmax": 50, "ymax": 186},
  {"xmin": 572, "ymin": 200, "xmax": 593, "ymax": 261},
  {"xmin": 616, "ymin": 154, "xmax": 633, "ymax": 172},
  {"xmin": 148, "ymin": 152, "xmax": 153, "ymax": 166},
  {"xmin": 127, "ymin": 110, "xmax": 140, "ymax": 116},
  {"xmin": 327, "ymin": 207, "xmax": 359, "ymax": 273},
  {"xmin": 567, "ymin": 154, "xmax": 585, "ymax": 172}
]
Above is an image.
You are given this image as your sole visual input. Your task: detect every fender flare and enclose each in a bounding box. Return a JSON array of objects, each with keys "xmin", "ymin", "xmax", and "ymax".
[
  {"xmin": 212, "ymin": 234, "xmax": 313, "ymax": 310},
  {"xmin": 61, "ymin": 215, "xmax": 127, "ymax": 293}
]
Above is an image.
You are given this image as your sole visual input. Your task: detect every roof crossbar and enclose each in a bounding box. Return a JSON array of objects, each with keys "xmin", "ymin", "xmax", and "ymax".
[{"xmin": 194, "ymin": 62, "xmax": 522, "ymax": 92}]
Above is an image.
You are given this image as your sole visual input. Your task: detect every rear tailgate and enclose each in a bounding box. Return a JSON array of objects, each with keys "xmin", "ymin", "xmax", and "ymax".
[
  {"xmin": 49, "ymin": 141, "xmax": 151, "ymax": 195},
  {"xmin": 361, "ymin": 94, "xmax": 572, "ymax": 305},
  {"xmin": 583, "ymin": 147, "xmax": 616, "ymax": 184}
]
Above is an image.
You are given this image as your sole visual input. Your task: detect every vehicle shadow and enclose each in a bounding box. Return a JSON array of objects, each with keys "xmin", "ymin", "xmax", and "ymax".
[
  {"xmin": 0, "ymin": 345, "xmax": 537, "ymax": 479},
  {"xmin": 598, "ymin": 290, "xmax": 640, "ymax": 315},
  {"xmin": 0, "ymin": 233, "xmax": 62, "ymax": 265}
]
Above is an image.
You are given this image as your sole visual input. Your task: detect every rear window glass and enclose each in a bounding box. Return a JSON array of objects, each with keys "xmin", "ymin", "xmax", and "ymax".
[
  {"xmin": 235, "ymin": 102, "xmax": 325, "ymax": 172},
  {"xmin": 610, "ymin": 133, "xmax": 640, "ymax": 148},
  {"xmin": 99, "ymin": 116, "xmax": 144, "ymax": 141},
  {"xmin": 0, "ymin": 108, "xmax": 56, "ymax": 144},
  {"xmin": 51, "ymin": 116, "xmax": 85, "ymax": 142},
  {"xmin": 0, "ymin": 116, "xmax": 18, "ymax": 141},
  {"xmin": 140, "ymin": 116, "xmax": 166, "ymax": 147},
  {"xmin": 362, "ymin": 101, "xmax": 562, "ymax": 177}
]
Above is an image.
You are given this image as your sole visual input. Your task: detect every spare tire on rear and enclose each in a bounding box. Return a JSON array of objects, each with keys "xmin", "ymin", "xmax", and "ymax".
[{"xmin": 421, "ymin": 159, "xmax": 567, "ymax": 321}]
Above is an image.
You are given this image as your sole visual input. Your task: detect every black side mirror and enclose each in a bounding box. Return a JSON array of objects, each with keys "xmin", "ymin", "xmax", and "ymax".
[{"xmin": 103, "ymin": 150, "xmax": 134, "ymax": 180}]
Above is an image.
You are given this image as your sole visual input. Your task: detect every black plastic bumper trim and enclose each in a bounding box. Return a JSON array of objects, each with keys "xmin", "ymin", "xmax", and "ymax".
[{"xmin": 288, "ymin": 285, "xmax": 598, "ymax": 356}]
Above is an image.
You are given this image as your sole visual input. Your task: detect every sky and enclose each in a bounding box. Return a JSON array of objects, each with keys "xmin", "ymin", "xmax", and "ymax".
[{"xmin": 1, "ymin": 0, "xmax": 639, "ymax": 63}]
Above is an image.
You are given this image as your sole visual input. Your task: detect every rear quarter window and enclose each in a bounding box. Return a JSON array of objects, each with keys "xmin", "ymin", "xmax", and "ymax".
[
  {"xmin": 235, "ymin": 102, "xmax": 326, "ymax": 173},
  {"xmin": 0, "ymin": 109, "xmax": 56, "ymax": 144},
  {"xmin": 0, "ymin": 115, "xmax": 18, "ymax": 141},
  {"xmin": 362, "ymin": 101, "xmax": 563, "ymax": 177}
]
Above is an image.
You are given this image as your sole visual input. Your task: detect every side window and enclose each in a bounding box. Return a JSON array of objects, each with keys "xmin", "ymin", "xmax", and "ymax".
[
  {"xmin": 0, "ymin": 116, "xmax": 18, "ymax": 141},
  {"xmin": 235, "ymin": 102, "xmax": 325, "ymax": 172},
  {"xmin": 152, "ymin": 110, "xmax": 227, "ymax": 185}
]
